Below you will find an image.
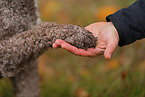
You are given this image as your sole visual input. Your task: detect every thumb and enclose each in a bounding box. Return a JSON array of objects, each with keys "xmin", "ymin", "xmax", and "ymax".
[{"xmin": 104, "ymin": 41, "xmax": 117, "ymax": 60}]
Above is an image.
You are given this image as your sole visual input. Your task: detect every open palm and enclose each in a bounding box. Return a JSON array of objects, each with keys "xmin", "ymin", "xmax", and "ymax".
[{"xmin": 53, "ymin": 22, "xmax": 119, "ymax": 59}]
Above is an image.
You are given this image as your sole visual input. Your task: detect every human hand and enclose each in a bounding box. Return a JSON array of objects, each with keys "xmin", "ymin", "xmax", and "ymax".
[{"xmin": 52, "ymin": 22, "xmax": 119, "ymax": 59}]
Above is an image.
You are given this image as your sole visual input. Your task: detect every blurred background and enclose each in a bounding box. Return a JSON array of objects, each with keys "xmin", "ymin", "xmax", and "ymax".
[{"xmin": 1, "ymin": 0, "xmax": 145, "ymax": 97}]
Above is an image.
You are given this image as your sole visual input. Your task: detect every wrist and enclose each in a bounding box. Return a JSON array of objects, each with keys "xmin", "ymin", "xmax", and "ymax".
[{"xmin": 108, "ymin": 22, "xmax": 119, "ymax": 42}]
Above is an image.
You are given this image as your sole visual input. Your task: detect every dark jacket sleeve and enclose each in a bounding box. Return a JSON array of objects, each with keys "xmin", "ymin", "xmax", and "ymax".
[{"xmin": 106, "ymin": 0, "xmax": 145, "ymax": 46}]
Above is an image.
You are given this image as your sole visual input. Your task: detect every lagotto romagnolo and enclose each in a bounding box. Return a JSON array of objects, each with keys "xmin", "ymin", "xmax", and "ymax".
[
  {"xmin": 0, "ymin": 0, "xmax": 96, "ymax": 78},
  {"xmin": 0, "ymin": 22, "xmax": 97, "ymax": 77},
  {"xmin": 0, "ymin": 0, "xmax": 96, "ymax": 97}
]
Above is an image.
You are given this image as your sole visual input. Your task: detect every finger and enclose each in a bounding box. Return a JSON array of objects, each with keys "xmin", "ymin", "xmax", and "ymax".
[
  {"xmin": 104, "ymin": 41, "xmax": 117, "ymax": 60},
  {"xmin": 96, "ymin": 41, "xmax": 106, "ymax": 48},
  {"xmin": 54, "ymin": 39, "xmax": 104, "ymax": 57},
  {"xmin": 55, "ymin": 39, "xmax": 66, "ymax": 46},
  {"xmin": 61, "ymin": 42, "xmax": 100, "ymax": 57},
  {"xmin": 61, "ymin": 43, "xmax": 87, "ymax": 56},
  {"xmin": 52, "ymin": 39, "xmax": 66, "ymax": 48},
  {"xmin": 92, "ymin": 41, "xmax": 106, "ymax": 55},
  {"xmin": 87, "ymin": 46, "xmax": 105, "ymax": 57},
  {"xmin": 52, "ymin": 43, "xmax": 60, "ymax": 48},
  {"xmin": 54, "ymin": 39, "xmax": 92, "ymax": 56}
]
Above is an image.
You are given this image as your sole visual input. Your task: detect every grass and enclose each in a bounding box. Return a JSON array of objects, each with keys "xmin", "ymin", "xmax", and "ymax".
[
  {"xmin": 39, "ymin": 49, "xmax": 145, "ymax": 97},
  {"xmin": 0, "ymin": 47, "xmax": 145, "ymax": 97},
  {"xmin": 0, "ymin": 79, "xmax": 14, "ymax": 97}
]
